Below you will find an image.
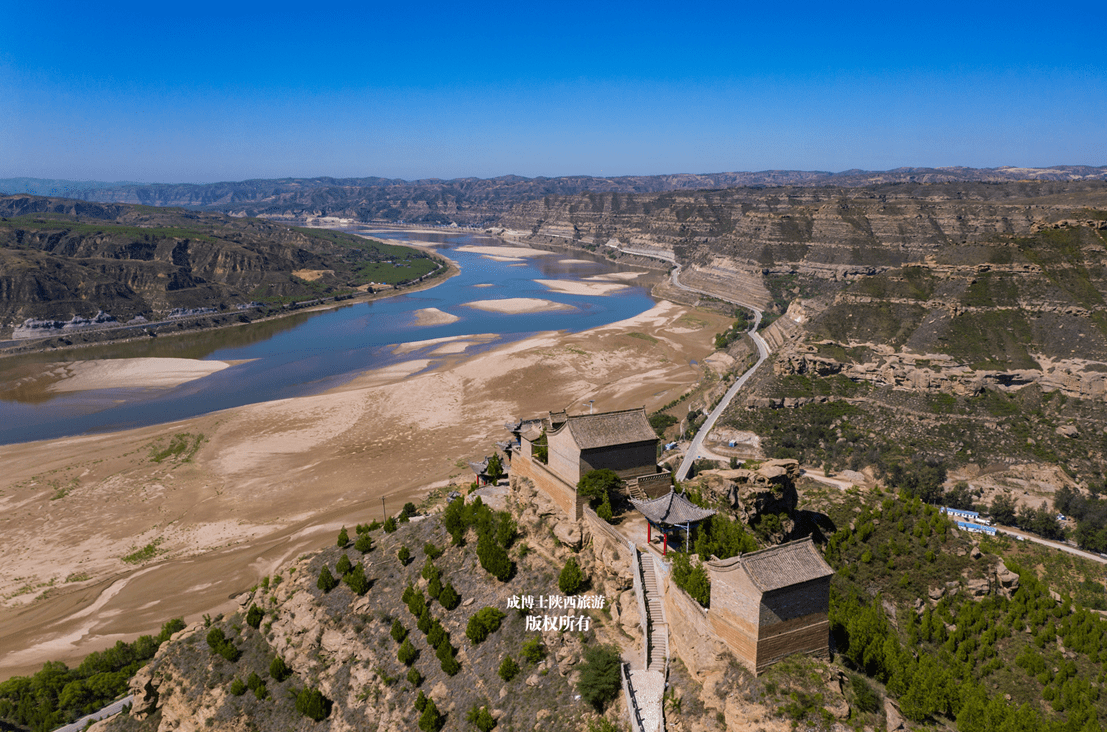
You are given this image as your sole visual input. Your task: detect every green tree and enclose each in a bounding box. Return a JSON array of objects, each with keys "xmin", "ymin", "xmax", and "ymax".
[
  {"xmin": 407, "ymin": 667, "xmax": 423, "ymax": 687},
  {"xmin": 521, "ymin": 637, "xmax": 545, "ymax": 663},
  {"xmin": 398, "ymin": 638, "xmax": 418, "ymax": 666},
  {"xmin": 467, "ymin": 704, "xmax": 497, "ymax": 731},
  {"xmin": 577, "ymin": 469, "xmax": 622, "ymax": 507},
  {"xmin": 398, "ymin": 545, "xmax": 412, "ymax": 565},
  {"xmin": 477, "ymin": 534, "xmax": 513, "ymax": 581},
  {"xmin": 428, "ymin": 621, "xmax": 448, "ymax": 650},
  {"xmin": 270, "ymin": 656, "xmax": 292, "ymax": 682},
  {"xmin": 336, "ymin": 526, "xmax": 349, "ymax": 548},
  {"xmin": 424, "ymin": 542, "xmax": 444, "ymax": 560},
  {"xmin": 336, "ymin": 553, "xmax": 352, "ymax": 576},
  {"xmin": 355, "ymin": 533, "xmax": 373, "ymax": 553},
  {"xmin": 317, "ymin": 566, "xmax": 338, "ymax": 593},
  {"xmin": 229, "ymin": 678, "xmax": 247, "ymax": 696},
  {"xmin": 419, "ymin": 697, "xmax": 445, "ymax": 732},
  {"xmin": 577, "ymin": 644, "xmax": 622, "ymax": 711},
  {"xmin": 391, "ymin": 619, "xmax": 407, "ymax": 643},
  {"xmin": 437, "ymin": 641, "xmax": 461, "ymax": 675},
  {"xmin": 694, "ymin": 514, "xmax": 757, "ymax": 561},
  {"xmin": 439, "ymin": 582, "xmax": 461, "ymax": 611},
  {"xmin": 486, "ymin": 453, "xmax": 504, "ymax": 483},
  {"xmin": 990, "ymin": 491, "xmax": 1018, "ymax": 525},
  {"xmin": 466, "ymin": 607, "xmax": 506, "ymax": 644},
  {"xmin": 383, "ymin": 517, "xmax": 397, "ymax": 533},
  {"xmin": 498, "ymin": 656, "xmax": 520, "ymax": 681},
  {"xmin": 245, "ymin": 604, "xmax": 264, "ymax": 629},
  {"xmin": 671, "ymin": 552, "xmax": 710, "ymax": 606},
  {"xmin": 559, "ymin": 557, "xmax": 585, "ymax": 595},
  {"xmin": 344, "ymin": 562, "xmax": 369, "ymax": 595},
  {"xmin": 296, "ymin": 688, "xmax": 332, "ymax": 721}
]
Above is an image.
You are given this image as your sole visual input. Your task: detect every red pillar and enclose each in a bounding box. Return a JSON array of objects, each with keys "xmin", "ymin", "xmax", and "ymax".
[
  {"xmin": 663, "ymin": 531, "xmax": 668, "ymax": 556},
  {"xmin": 648, "ymin": 522, "xmax": 652, "ymax": 543}
]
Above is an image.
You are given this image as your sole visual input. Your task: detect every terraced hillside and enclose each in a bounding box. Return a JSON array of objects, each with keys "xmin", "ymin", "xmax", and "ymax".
[{"xmin": 0, "ymin": 196, "xmax": 443, "ymax": 336}]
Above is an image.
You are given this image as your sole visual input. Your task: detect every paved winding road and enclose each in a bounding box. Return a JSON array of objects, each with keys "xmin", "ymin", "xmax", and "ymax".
[
  {"xmin": 595, "ymin": 241, "xmax": 773, "ymax": 482},
  {"xmin": 56, "ymin": 694, "xmax": 133, "ymax": 732}
]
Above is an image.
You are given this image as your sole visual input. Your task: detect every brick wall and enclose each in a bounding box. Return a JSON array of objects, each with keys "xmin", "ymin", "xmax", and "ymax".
[
  {"xmin": 633, "ymin": 471, "xmax": 672, "ymax": 498},
  {"xmin": 512, "ymin": 453, "xmax": 584, "ymax": 521},
  {"xmin": 759, "ymin": 577, "xmax": 830, "ymax": 626}
]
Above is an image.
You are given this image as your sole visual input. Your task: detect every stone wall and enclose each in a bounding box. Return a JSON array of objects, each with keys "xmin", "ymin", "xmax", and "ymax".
[
  {"xmin": 662, "ymin": 573, "xmax": 729, "ymax": 679},
  {"xmin": 754, "ymin": 613, "xmax": 831, "ymax": 672},
  {"xmin": 630, "ymin": 471, "xmax": 672, "ymax": 499},
  {"xmin": 583, "ymin": 506, "xmax": 633, "ymax": 564},
  {"xmin": 512, "ymin": 453, "xmax": 584, "ymax": 521}
]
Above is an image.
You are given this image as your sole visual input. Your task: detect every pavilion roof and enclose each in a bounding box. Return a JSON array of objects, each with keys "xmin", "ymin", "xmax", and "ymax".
[{"xmin": 631, "ymin": 490, "xmax": 716, "ymax": 526}]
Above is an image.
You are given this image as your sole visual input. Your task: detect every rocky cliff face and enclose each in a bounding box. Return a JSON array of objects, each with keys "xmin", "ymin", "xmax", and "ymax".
[{"xmin": 0, "ymin": 196, "xmax": 434, "ymax": 333}]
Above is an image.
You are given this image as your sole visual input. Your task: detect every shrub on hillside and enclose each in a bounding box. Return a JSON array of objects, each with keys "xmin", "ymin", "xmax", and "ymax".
[
  {"xmin": 336, "ymin": 554, "xmax": 352, "ymax": 576},
  {"xmin": 498, "ymin": 655, "xmax": 520, "ymax": 682},
  {"xmin": 439, "ymin": 582, "xmax": 461, "ymax": 610},
  {"xmin": 398, "ymin": 545, "xmax": 412, "ymax": 565},
  {"xmin": 296, "ymin": 687, "xmax": 332, "ymax": 721},
  {"xmin": 344, "ymin": 562, "xmax": 369, "ymax": 595},
  {"xmin": 269, "ymin": 656, "xmax": 292, "ymax": 682},
  {"xmin": 671, "ymin": 552, "xmax": 710, "ymax": 607},
  {"xmin": 477, "ymin": 534, "xmax": 513, "ymax": 581},
  {"xmin": 317, "ymin": 566, "xmax": 338, "ymax": 593},
  {"xmin": 407, "ymin": 667, "xmax": 423, "ymax": 687},
  {"xmin": 559, "ymin": 557, "xmax": 584, "ymax": 595},
  {"xmin": 398, "ymin": 638, "xmax": 418, "ymax": 666},
  {"xmin": 383, "ymin": 517, "xmax": 397, "ymax": 533},
  {"xmin": 466, "ymin": 607, "xmax": 506, "ymax": 644},
  {"xmin": 245, "ymin": 605, "xmax": 264, "ymax": 629},
  {"xmin": 419, "ymin": 697, "xmax": 444, "ymax": 732},
  {"xmin": 467, "ymin": 704, "xmax": 497, "ymax": 731},
  {"xmin": 355, "ymin": 533, "xmax": 373, "ymax": 553},
  {"xmin": 229, "ymin": 678, "xmax": 247, "ymax": 696},
  {"xmin": 424, "ymin": 541, "xmax": 444, "ymax": 560},
  {"xmin": 336, "ymin": 526, "xmax": 349, "ymax": 548},
  {"xmin": 437, "ymin": 641, "xmax": 461, "ymax": 675},
  {"xmin": 521, "ymin": 637, "xmax": 545, "ymax": 663},
  {"xmin": 206, "ymin": 628, "xmax": 240, "ymax": 662},
  {"xmin": 391, "ymin": 619, "xmax": 408, "ymax": 643},
  {"xmin": 577, "ymin": 644, "xmax": 622, "ymax": 711}
]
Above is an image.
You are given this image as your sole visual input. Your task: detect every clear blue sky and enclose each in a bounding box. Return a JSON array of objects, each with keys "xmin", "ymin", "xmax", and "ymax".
[{"xmin": 3, "ymin": 1, "xmax": 1104, "ymax": 182}]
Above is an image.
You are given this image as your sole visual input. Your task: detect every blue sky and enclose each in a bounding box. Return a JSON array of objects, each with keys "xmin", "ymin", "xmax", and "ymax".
[{"xmin": 2, "ymin": 1, "xmax": 1104, "ymax": 182}]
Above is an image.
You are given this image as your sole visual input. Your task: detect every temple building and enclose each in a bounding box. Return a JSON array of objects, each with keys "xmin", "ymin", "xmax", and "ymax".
[
  {"xmin": 704, "ymin": 538, "xmax": 835, "ymax": 674},
  {"xmin": 630, "ymin": 489, "xmax": 716, "ymax": 555},
  {"xmin": 508, "ymin": 406, "xmax": 671, "ymax": 519}
]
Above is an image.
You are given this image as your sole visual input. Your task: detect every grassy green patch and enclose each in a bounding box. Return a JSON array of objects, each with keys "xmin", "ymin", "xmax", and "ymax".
[
  {"xmin": 122, "ymin": 537, "xmax": 164, "ymax": 564},
  {"xmin": 148, "ymin": 433, "xmax": 206, "ymax": 463}
]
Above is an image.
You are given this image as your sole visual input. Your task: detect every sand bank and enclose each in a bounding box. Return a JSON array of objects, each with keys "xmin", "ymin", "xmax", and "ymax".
[
  {"xmin": 587, "ymin": 272, "xmax": 645, "ymax": 281},
  {"xmin": 558, "ymin": 259, "xmax": 596, "ymax": 264},
  {"xmin": 412, "ymin": 307, "xmax": 460, "ymax": 326},
  {"xmin": 456, "ymin": 245, "xmax": 550, "ymax": 258},
  {"xmin": 535, "ymin": 279, "xmax": 628, "ymax": 296},
  {"xmin": 391, "ymin": 334, "xmax": 499, "ymax": 356},
  {"xmin": 461, "ymin": 298, "xmax": 573, "ymax": 314},
  {"xmin": 47, "ymin": 358, "xmax": 231, "ymax": 393}
]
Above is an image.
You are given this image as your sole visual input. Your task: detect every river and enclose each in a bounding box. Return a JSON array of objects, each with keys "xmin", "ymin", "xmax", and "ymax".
[{"xmin": 0, "ymin": 230, "xmax": 656, "ymax": 445}]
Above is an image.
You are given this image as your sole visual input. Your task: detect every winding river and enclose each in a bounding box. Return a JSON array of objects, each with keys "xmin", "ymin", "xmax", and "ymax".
[{"xmin": 0, "ymin": 230, "xmax": 656, "ymax": 445}]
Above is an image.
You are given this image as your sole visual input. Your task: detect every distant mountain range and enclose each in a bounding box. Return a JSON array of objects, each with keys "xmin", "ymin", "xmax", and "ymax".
[{"xmin": 2, "ymin": 166, "xmax": 1105, "ymax": 226}]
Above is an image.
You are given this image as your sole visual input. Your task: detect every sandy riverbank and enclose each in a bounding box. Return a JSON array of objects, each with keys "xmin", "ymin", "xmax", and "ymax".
[
  {"xmin": 535, "ymin": 278, "xmax": 628, "ymax": 296},
  {"xmin": 460, "ymin": 298, "xmax": 572, "ymax": 314},
  {"xmin": 0, "ymin": 299, "xmax": 729, "ymax": 679},
  {"xmin": 412, "ymin": 307, "xmax": 461, "ymax": 326}
]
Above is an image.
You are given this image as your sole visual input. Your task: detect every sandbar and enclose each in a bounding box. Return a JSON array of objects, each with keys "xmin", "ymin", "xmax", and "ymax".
[
  {"xmin": 587, "ymin": 272, "xmax": 644, "ymax": 281},
  {"xmin": 482, "ymin": 255, "xmax": 525, "ymax": 262},
  {"xmin": 413, "ymin": 308, "xmax": 460, "ymax": 326},
  {"xmin": 534, "ymin": 279, "xmax": 629, "ymax": 296},
  {"xmin": 456, "ymin": 245, "xmax": 550, "ymax": 258},
  {"xmin": 559, "ymin": 259, "xmax": 596, "ymax": 265},
  {"xmin": 47, "ymin": 358, "xmax": 231, "ymax": 393},
  {"xmin": 461, "ymin": 298, "xmax": 573, "ymax": 314},
  {"xmin": 472, "ymin": 283, "xmax": 495, "ymax": 288}
]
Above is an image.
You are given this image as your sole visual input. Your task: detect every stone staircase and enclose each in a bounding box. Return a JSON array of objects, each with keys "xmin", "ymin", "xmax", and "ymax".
[
  {"xmin": 640, "ymin": 553, "xmax": 667, "ymax": 673},
  {"xmin": 624, "ymin": 548, "xmax": 667, "ymax": 732}
]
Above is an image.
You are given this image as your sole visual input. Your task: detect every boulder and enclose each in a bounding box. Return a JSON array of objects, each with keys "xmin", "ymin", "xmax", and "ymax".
[
  {"xmin": 129, "ymin": 663, "xmax": 160, "ymax": 720},
  {"xmin": 553, "ymin": 520, "xmax": 582, "ymax": 550},
  {"xmin": 885, "ymin": 698, "xmax": 907, "ymax": 731},
  {"xmin": 928, "ymin": 585, "xmax": 945, "ymax": 601},
  {"xmin": 966, "ymin": 578, "xmax": 990, "ymax": 597},
  {"xmin": 1056, "ymin": 424, "xmax": 1079, "ymax": 438}
]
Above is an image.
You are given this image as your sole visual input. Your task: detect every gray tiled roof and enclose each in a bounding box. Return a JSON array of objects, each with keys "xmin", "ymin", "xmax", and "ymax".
[
  {"xmin": 631, "ymin": 490, "xmax": 716, "ymax": 526},
  {"xmin": 708, "ymin": 538, "xmax": 834, "ymax": 593},
  {"xmin": 557, "ymin": 407, "xmax": 657, "ymax": 450}
]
